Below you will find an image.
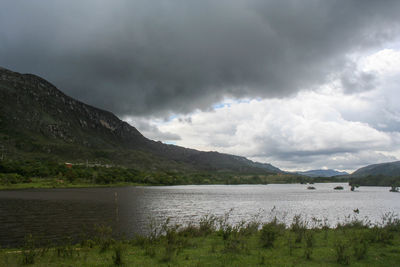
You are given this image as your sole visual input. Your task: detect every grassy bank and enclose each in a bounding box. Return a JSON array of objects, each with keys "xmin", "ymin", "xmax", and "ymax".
[
  {"xmin": 0, "ymin": 177, "xmax": 147, "ymax": 190},
  {"xmin": 1, "ymin": 214, "xmax": 399, "ymax": 266}
]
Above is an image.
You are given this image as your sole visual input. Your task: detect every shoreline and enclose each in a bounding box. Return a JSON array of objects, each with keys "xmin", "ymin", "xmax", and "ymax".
[
  {"xmin": 0, "ymin": 181, "xmax": 150, "ymax": 191},
  {"xmin": 0, "ymin": 181, "xmax": 352, "ymax": 191}
]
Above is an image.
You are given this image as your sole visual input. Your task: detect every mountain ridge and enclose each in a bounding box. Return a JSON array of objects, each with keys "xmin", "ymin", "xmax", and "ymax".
[
  {"xmin": 0, "ymin": 66, "xmax": 280, "ymax": 174},
  {"xmin": 297, "ymin": 169, "xmax": 349, "ymax": 177},
  {"xmin": 351, "ymin": 161, "xmax": 400, "ymax": 177}
]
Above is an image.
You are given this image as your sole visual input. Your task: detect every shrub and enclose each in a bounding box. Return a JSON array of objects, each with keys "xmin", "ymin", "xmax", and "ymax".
[
  {"xmin": 112, "ymin": 242, "xmax": 125, "ymax": 266},
  {"xmin": 368, "ymin": 226, "xmax": 394, "ymax": 244},
  {"xmin": 291, "ymin": 215, "xmax": 307, "ymax": 243},
  {"xmin": 218, "ymin": 210, "xmax": 234, "ymax": 241},
  {"xmin": 161, "ymin": 223, "xmax": 187, "ymax": 262},
  {"xmin": 223, "ymin": 236, "xmax": 244, "ymax": 254},
  {"xmin": 304, "ymin": 231, "xmax": 314, "ymax": 260},
  {"xmin": 21, "ymin": 234, "xmax": 37, "ymax": 265},
  {"xmin": 144, "ymin": 244, "xmax": 156, "ymax": 258},
  {"xmin": 0, "ymin": 173, "xmax": 29, "ymax": 184},
  {"xmin": 147, "ymin": 218, "xmax": 163, "ymax": 243},
  {"xmin": 220, "ymin": 221, "xmax": 248, "ymax": 254},
  {"xmin": 334, "ymin": 237, "xmax": 350, "ymax": 265},
  {"xmin": 381, "ymin": 212, "xmax": 400, "ymax": 232},
  {"xmin": 240, "ymin": 220, "xmax": 260, "ymax": 236},
  {"xmin": 350, "ymin": 184, "xmax": 359, "ymax": 191},
  {"xmin": 55, "ymin": 237, "xmax": 74, "ymax": 258},
  {"xmin": 80, "ymin": 239, "xmax": 96, "ymax": 248},
  {"xmin": 389, "ymin": 185, "xmax": 399, "ymax": 192},
  {"xmin": 93, "ymin": 224, "xmax": 114, "ymax": 252},
  {"xmin": 286, "ymin": 232, "xmax": 295, "ymax": 256},
  {"xmin": 260, "ymin": 221, "xmax": 281, "ymax": 248},
  {"xmin": 336, "ymin": 214, "xmax": 370, "ymax": 231},
  {"xmin": 353, "ymin": 235, "xmax": 368, "ymax": 260},
  {"xmin": 179, "ymin": 223, "xmax": 199, "ymax": 238},
  {"xmin": 198, "ymin": 215, "xmax": 217, "ymax": 236}
]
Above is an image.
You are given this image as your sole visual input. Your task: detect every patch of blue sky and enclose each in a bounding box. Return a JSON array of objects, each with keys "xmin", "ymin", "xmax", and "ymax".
[
  {"xmin": 155, "ymin": 114, "xmax": 178, "ymax": 124},
  {"xmin": 213, "ymin": 97, "xmax": 261, "ymax": 110},
  {"xmin": 213, "ymin": 102, "xmax": 231, "ymax": 109},
  {"xmin": 168, "ymin": 114, "xmax": 178, "ymax": 120},
  {"xmin": 164, "ymin": 141, "xmax": 176, "ymax": 145}
]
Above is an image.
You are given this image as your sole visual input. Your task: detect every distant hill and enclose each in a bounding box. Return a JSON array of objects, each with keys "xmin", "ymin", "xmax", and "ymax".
[
  {"xmin": 0, "ymin": 66, "xmax": 280, "ymax": 174},
  {"xmin": 297, "ymin": 169, "xmax": 348, "ymax": 177},
  {"xmin": 351, "ymin": 161, "xmax": 400, "ymax": 177}
]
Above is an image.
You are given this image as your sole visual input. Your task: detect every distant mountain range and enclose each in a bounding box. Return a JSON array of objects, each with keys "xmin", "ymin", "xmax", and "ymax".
[
  {"xmin": 298, "ymin": 161, "xmax": 400, "ymax": 178},
  {"xmin": 0, "ymin": 66, "xmax": 280, "ymax": 174},
  {"xmin": 297, "ymin": 169, "xmax": 349, "ymax": 177},
  {"xmin": 351, "ymin": 161, "xmax": 400, "ymax": 177}
]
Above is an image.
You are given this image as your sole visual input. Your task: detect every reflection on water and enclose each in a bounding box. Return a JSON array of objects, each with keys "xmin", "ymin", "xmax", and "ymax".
[{"xmin": 0, "ymin": 183, "xmax": 399, "ymax": 247}]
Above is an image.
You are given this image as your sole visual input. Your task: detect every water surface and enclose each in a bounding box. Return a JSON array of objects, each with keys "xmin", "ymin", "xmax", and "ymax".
[{"xmin": 0, "ymin": 183, "xmax": 399, "ymax": 247}]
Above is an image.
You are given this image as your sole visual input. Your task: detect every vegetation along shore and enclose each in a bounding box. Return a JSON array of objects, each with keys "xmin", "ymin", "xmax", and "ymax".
[
  {"xmin": 0, "ymin": 160, "xmax": 353, "ymax": 190},
  {"xmin": 0, "ymin": 213, "xmax": 399, "ymax": 266}
]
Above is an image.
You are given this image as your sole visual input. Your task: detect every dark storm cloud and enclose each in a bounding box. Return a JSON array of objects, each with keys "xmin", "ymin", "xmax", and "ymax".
[
  {"xmin": 129, "ymin": 118, "xmax": 181, "ymax": 141},
  {"xmin": 1, "ymin": 0, "xmax": 400, "ymax": 117}
]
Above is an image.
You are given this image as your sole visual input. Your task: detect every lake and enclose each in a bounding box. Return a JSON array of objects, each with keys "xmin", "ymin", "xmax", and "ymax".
[{"xmin": 0, "ymin": 183, "xmax": 399, "ymax": 247}]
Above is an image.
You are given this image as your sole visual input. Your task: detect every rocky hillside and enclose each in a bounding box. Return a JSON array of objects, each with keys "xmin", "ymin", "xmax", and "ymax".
[{"xmin": 0, "ymin": 66, "xmax": 280, "ymax": 173}]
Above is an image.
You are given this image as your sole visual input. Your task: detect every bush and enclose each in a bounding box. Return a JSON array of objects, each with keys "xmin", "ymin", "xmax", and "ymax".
[
  {"xmin": 260, "ymin": 221, "xmax": 282, "ymax": 248},
  {"xmin": 368, "ymin": 226, "xmax": 394, "ymax": 244},
  {"xmin": 112, "ymin": 242, "xmax": 125, "ymax": 266},
  {"xmin": 304, "ymin": 231, "xmax": 314, "ymax": 260},
  {"xmin": 144, "ymin": 243, "xmax": 156, "ymax": 258},
  {"xmin": 161, "ymin": 222, "xmax": 187, "ymax": 262},
  {"xmin": 223, "ymin": 235, "xmax": 245, "ymax": 254},
  {"xmin": 179, "ymin": 223, "xmax": 199, "ymax": 238},
  {"xmin": 352, "ymin": 235, "xmax": 368, "ymax": 260},
  {"xmin": 198, "ymin": 215, "xmax": 217, "ymax": 236},
  {"xmin": 93, "ymin": 224, "xmax": 114, "ymax": 252},
  {"xmin": 291, "ymin": 215, "xmax": 307, "ymax": 243},
  {"xmin": 0, "ymin": 173, "xmax": 30, "ymax": 184},
  {"xmin": 286, "ymin": 232, "xmax": 295, "ymax": 256},
  {"xmin": 220, "ymin": 222, "xmax": 247, "ymax": 254},
  {"xmin": 179, "ymin": 215, "xmax": 217, "ymax": 238},
  {"xmin": 240, "ymin": 221, "xmax": 260, "ymax": 236},
  {"xmin": 218, "ymin": 210, "xmax": 234, "ymax": 241},
  {"xmin": 21, "ymin": 234, "xmax": 37, "ymax": 265},
  {"xmin": 55, "ymin": 237, "xmax": 74, "ymax": 258},
  {"xmin": 381, "ymin": 212, "xmax": 400, "ymax": 232},
  {"xmin": 165, "ymin": 226, "xmax": 180, "ymax": 250},
  {"xmin": 334, "ymin": 237, "xmax": 350, "ymax": 265}
]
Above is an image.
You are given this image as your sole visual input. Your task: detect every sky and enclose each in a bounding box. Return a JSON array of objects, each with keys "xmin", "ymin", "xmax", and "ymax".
[{"xmin": 1, "ymin": 0, "xmax": 400, "ymax": 172}]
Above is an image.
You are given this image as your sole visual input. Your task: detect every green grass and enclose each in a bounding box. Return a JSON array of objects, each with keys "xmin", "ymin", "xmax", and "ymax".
[
  {"xmin": 0, "ymin": 178, "xmax": 147, "ymax": 190},
  {"xmin": 1, "ymin": 214, "xmax": 399, "ymax": 266}
]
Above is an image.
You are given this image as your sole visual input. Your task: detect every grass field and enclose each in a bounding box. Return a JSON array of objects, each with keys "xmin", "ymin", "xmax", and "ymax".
[{"xmin": 1, "ymin": 213, "xmax": 399, "ymax": 266}]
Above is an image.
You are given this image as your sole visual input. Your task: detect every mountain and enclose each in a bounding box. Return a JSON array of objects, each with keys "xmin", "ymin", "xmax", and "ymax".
[
  {"xmin": 351, "ymin": 161, "xmax": 400, "ymax": 177},
  {"xmin": 0, "ymin": 66, "xmax": 280, "ymax": 174},
  {"xmin": 297, "ymin": 169, "xmax": 349, "ymax": 177}
]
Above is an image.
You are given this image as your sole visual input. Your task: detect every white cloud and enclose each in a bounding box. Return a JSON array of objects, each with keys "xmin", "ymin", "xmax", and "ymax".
[
  {"xmin": 157, "ymin": 92, "xmax": 398, "ymax": 172},
  {"xmin": 361, "ymin": 49, "xmax": 400, "ymax": 74},
  {"xmin": 127, "ymin": 47, "xmax": 400, "ymax": 172}
]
